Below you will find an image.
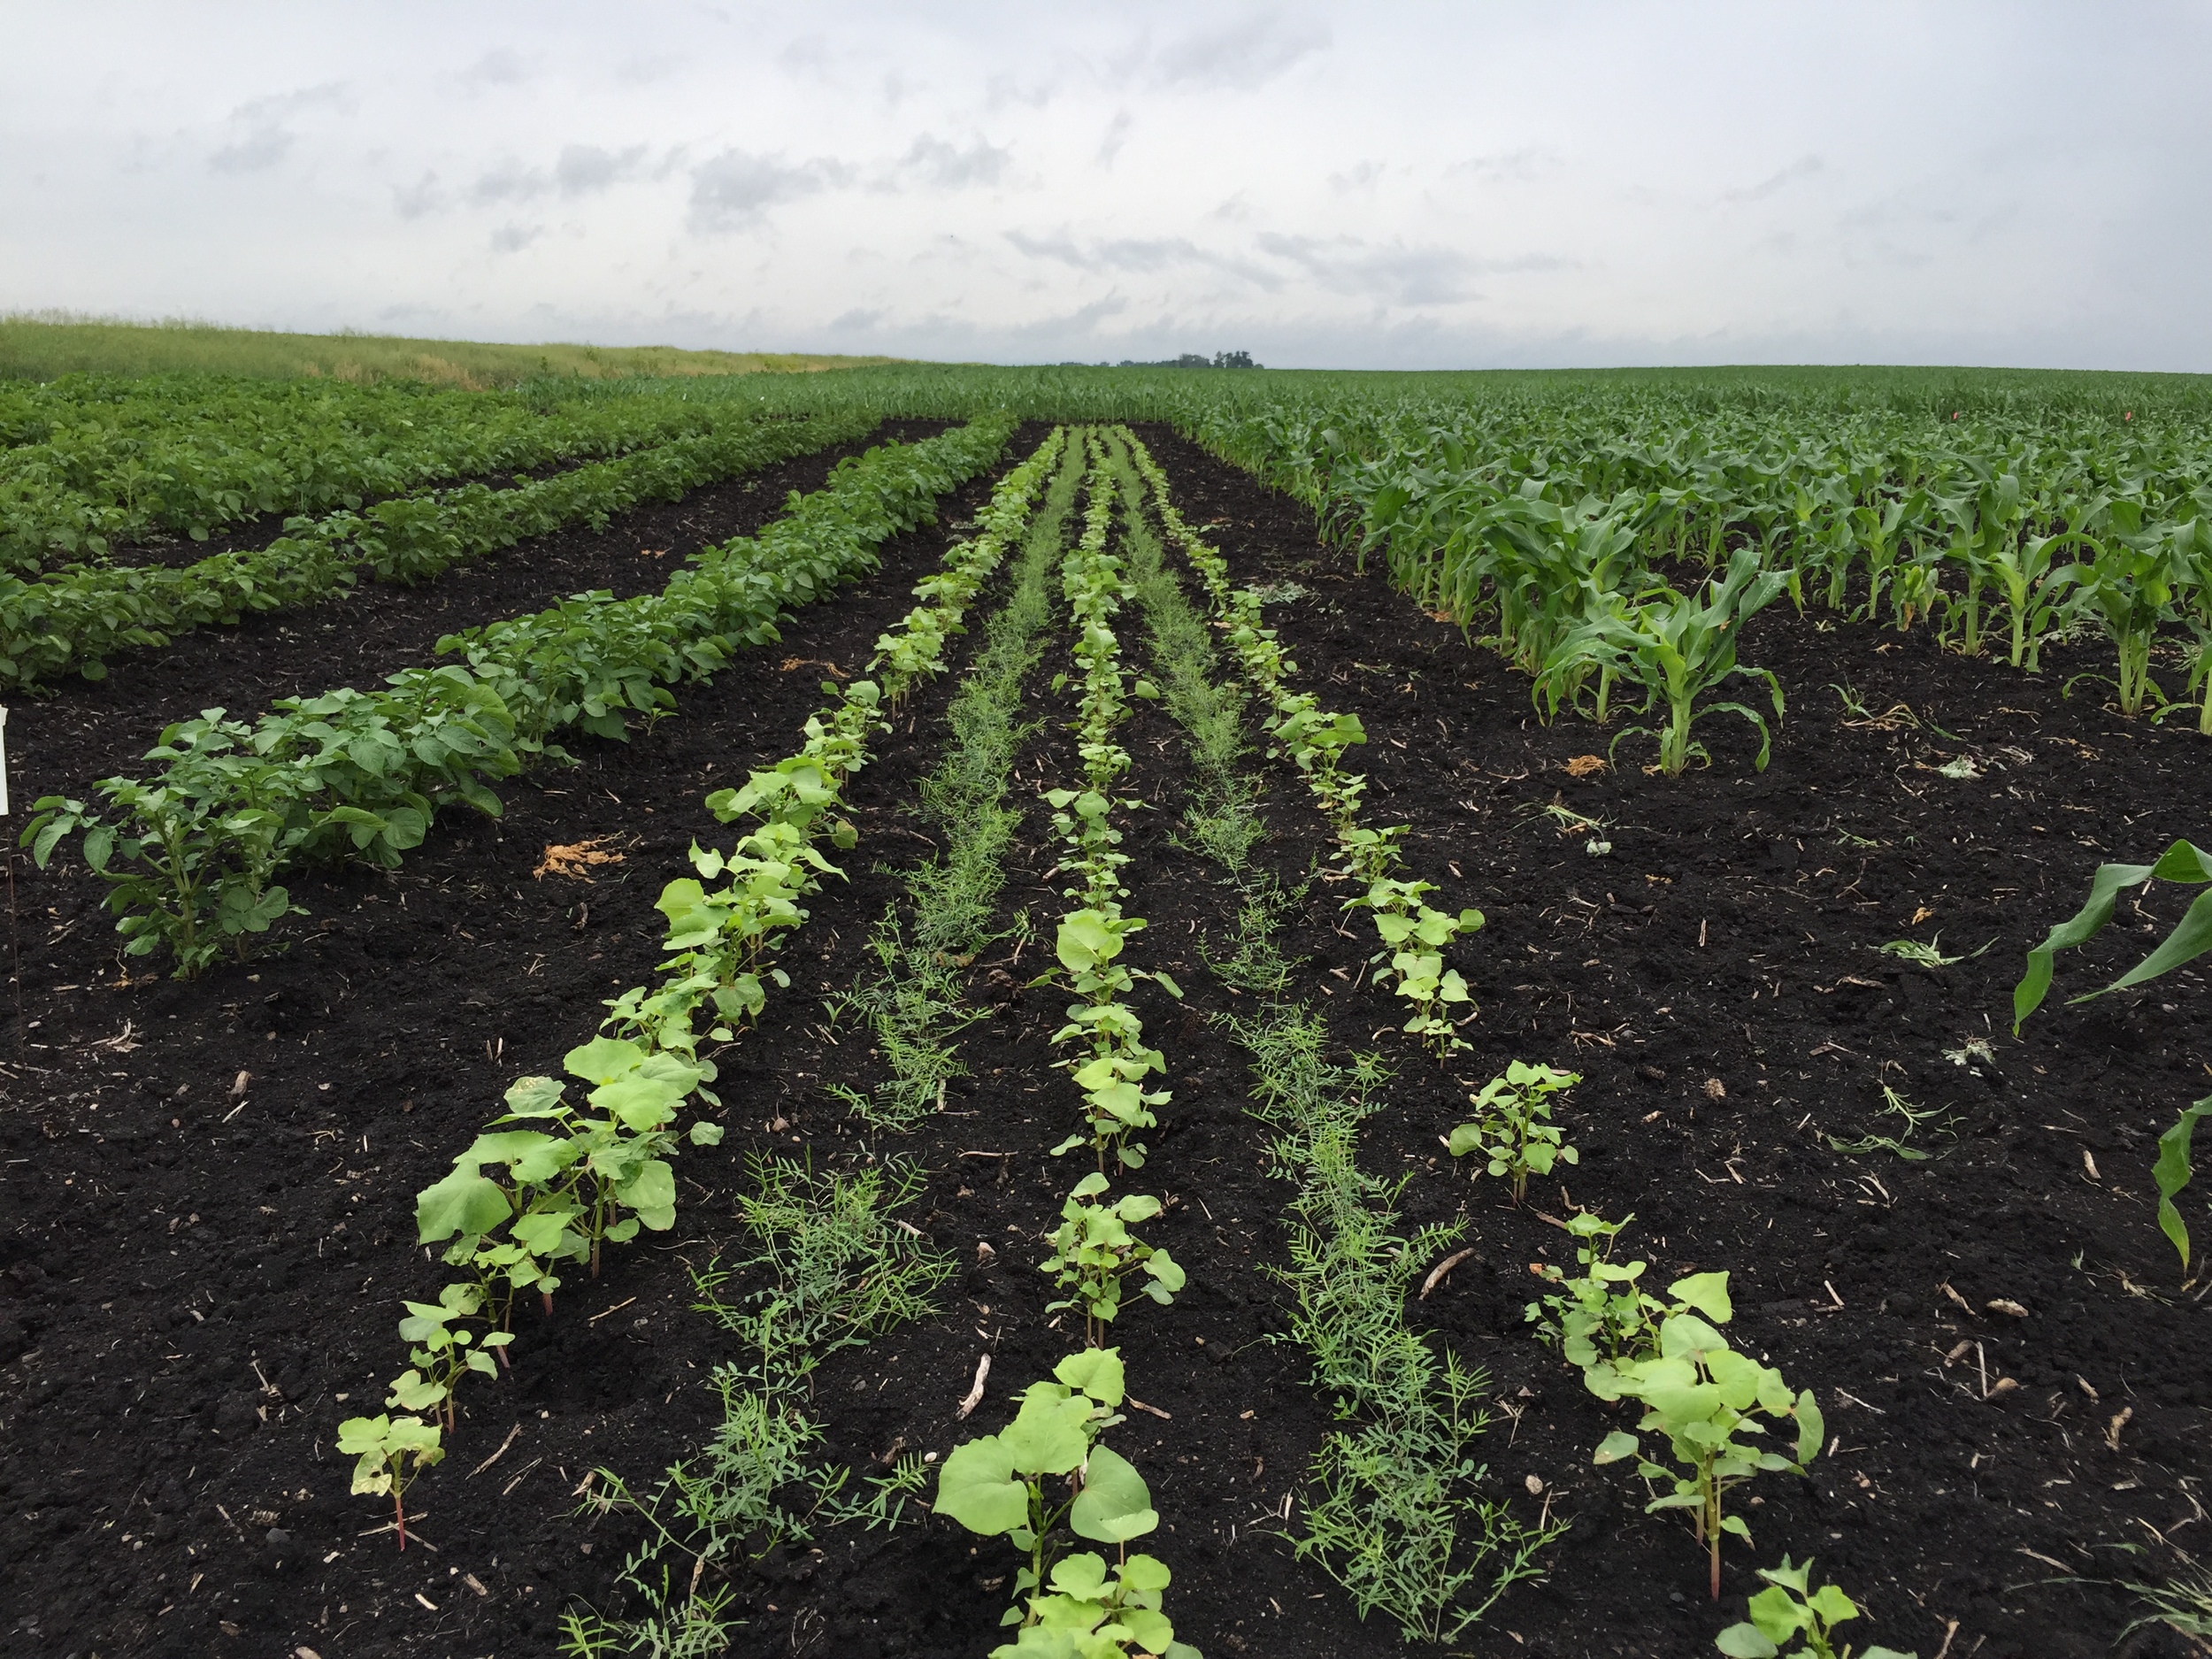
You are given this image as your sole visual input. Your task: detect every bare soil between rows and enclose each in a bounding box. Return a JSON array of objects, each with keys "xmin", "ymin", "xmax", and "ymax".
[{"xmin": 3, "ymin": 423, "xmax": 2209, "ymax": 1659}]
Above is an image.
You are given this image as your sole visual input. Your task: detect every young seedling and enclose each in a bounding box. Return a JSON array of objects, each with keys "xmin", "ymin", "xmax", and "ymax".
[
  {"xmin": 1039, "ymin": 1172, "xmax": 1186, "ymax": 1346},
  {"xmin": 1594, "ymin": 1312, "xmax": 1823, "ymax": 1601},
  {"xmin": 1826, "ymin": 1087, "xmax": 1953, "ymax": 1163},
  {"xmin": 933, "ymin": 1349, "xmax": 1159, "ymax": 1627},
  {"xmin": 1877, "ymin": 935, "xmax": 1961, "ymax": 968},
  {"xmin": 336, "ymin": 1413, "xmax": 443, "ymax": 1548},
  {"xmin": 993, "ymin": 1551, "xmax": 1202, "ymax": 1659},
  {"xmin": 1715, "ymin": 1555, "xmax": 1918, "ymax": 1658},
  {"xmin": 1447, "ymin": 1061, "xmax": 1580, "ymax": 1202}
]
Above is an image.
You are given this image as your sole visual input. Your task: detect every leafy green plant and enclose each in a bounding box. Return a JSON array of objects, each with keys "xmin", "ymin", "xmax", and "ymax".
[
  {"xmin": 1593, "ymin": 1310, "xmax": 1823, "ymax": 1600},
  {"xmin": 1826, "ymin": 1087, "xmax": 1953, "ymax": 1162},
  {"xmin": 992, "ymin": 1550, "xmax": 1201, "ymax": 1659},
  {"xmin": 2015, "ymin": 838, "xmax": 2212, "ymax": 1266},
  {"xmin": 1446, "ymin": 1061, "xmax": 1581, "ymax": 1202},
  {"xmin": 1040, "ymin": 1172, "xmax": 1186, "ymax": 1346},
  {"xmin": 1877, "ymin": 935, "xmax": 1961, "ymax": 968},
  {"xmin": 335, "ymin": 1413, "xmax": 442, "ymax": 1548},
  {"xmin": 933, "ymin": 1349, "xmax": 1160, "ymax": 1627},
  {"xmin": 1715, "ymin": 1555, "xmax": 1916, "ymax": 1658},
  {"xmin": 1540, "ymin": 547, "xmax": 1791, "ymax": 776}
]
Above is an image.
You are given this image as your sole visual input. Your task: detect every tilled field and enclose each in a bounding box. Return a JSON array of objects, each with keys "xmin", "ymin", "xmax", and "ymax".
[{"xmin": 4, "ymin": 421, "xmax": 2208, "ymax": 1659}]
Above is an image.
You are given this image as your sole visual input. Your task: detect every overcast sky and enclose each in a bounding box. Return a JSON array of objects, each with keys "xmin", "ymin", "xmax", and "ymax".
[{"xmin": 4, "ymin": 3, "xmax": 2207, "ymax": 372}]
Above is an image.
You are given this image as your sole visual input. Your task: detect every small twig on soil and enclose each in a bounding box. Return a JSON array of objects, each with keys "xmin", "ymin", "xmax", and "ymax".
[
  {"xmin": 467, "ymin": 1423, "xmax": 522, "ymax": 1478},
  {"xmin": 586, "ymin": 1296, "xmax": 637, "ymax": 1325},
  {"xmin": 956, "ymin": 1354, "xmax": 991, "ymax": 1420},
  {"xmin": 1932, "ymin": 1617, "xmax": 1960, "ymax": 1659},
  {"xmin": 357, "ymin": 1517, "xmax": 435, "ymax": 1551},
  {"xmin": 1419, "ymin": 1247, "xmax": 1477, "ymax": 1301},
  {"xmin": 1125, "ymin": 1398, "xmax": 1171, "ymax": 1421}
]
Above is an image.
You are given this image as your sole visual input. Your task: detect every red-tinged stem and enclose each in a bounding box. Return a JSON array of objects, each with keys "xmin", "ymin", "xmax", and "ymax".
[
  {"xmin": 395, "ymin": 1486, "xmax": 408, "ymax": 1550},
  {"xmin": 541, "ymin": 1290, "xmax": 555, "ymax": 1318}
]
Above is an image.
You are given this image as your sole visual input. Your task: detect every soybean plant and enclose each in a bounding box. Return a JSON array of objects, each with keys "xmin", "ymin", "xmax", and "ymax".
[
  {"xmin": 1716, "ymin": 1555, "xmax": 1917, "ymax": 1658},
  {"xmin": 1447, "ymin": 1061, "xmax": 1580, "ymax": 1203},
  {"xmin": 1040, "ymin": 1171, "xmax": 1187, "ymax": 1346},
  {"xmin": 1594, "ymin": 1310, "xmax": 1823, "ymax": 1601},
  {"xmin": 933, "ymin": 1348, "xmax": 1196, "ymax": 1656},
  {"xmin": 334, "ymin": 1414, "xmax": 442, "ymax": 1549}
]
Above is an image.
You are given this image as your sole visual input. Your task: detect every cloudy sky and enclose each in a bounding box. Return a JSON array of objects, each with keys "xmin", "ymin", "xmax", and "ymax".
[{"xmin": 4, "ymin": 3, "xmax": 2207, "ymax": 371}]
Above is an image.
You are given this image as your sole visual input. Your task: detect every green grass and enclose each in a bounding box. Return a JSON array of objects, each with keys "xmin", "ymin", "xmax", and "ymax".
[{"xmin": 0, "ymin": 311, "xmax": 896, "ymax": 387}]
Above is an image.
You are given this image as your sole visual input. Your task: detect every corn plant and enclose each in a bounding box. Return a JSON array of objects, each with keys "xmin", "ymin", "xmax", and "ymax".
[
  {"xmin": 1716, "ymin": 1556, "xmax": 1917, "ymax": 1658},
  {"xmin": 1447, "ymin": 1061, "xmax": 1581, "ymax": 1202},
  {"xmin": 2015, "ymin": 838, "xmax": 2212, "ymax": 1266},
  {"xmin": 1540, "ymin": 547, "xmax": 1790, "ymax": 775}
]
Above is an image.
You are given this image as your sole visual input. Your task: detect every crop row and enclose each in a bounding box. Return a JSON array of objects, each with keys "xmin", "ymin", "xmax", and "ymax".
[
  {"xmin": 1175, "ymin": 396, "xmax": 2212, "ymax": 758},
  {"xmin": 0, "ymin": 408, "xmax": 874, "ymax": 687},
  {"xmin": 336, "ymin": 425, "xmax": 1068, "ymax": 1555},
  {"xmin": 1117, "ymin": 427, "xmax": 1918, "ymax": 1652},
  {"xmin": 25, "ymin": 417, "xmax": 1016, "ymax": 975},
  {"xmin": 0, "ymin": 373, "xmax": 752, "ymax": 573},
  {"xmin": 928, "ymin": 429, "xmax": 1203, "ymax": 1658}
]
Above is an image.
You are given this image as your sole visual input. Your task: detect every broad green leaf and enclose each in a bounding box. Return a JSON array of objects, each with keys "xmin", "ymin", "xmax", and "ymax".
[
  {"xmin": 934, "ymin": 1436, "xmax": 1027, "ymax": 1537},
  {"xmin": 565, "ymin": 1036, "xmax": 644, "ymax": 1085},
  {"xmin": 1054, "ymin": 1347, "xmax": 1125, "ymax": 1406},
  {"xmin": 1667, "ymin": 1271, "xmax": 1732, "ymax": 1323},
  {"xmin": 2154, "ymin": 1096, "xmax": 2212, "ymax": 1267},
  {"xmin": 999, "ymin": 1386, "xmax": 1093, "ymax": 1474},
  {"xmin": 415, "ymin": 1168, "xmax": 509, "ymax": 1244},
  {"xmin": 1070, "ymin": 1445, "xmax": 1156, "ymax": 1543}
]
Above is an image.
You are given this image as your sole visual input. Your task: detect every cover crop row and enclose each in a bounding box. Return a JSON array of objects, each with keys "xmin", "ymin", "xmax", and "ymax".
[{"xmin": 340, "ymin": 423, "xmax": 1065, "ymax": 1552}]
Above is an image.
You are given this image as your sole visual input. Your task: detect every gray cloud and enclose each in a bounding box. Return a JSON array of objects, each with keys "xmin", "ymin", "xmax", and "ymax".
[
  {"xmin": 1255, "ymin": 234, "xmax": 1482, "ymax": 306},
  {"xmin": 460, "ymin": 49, "xmax": 528, "ymax": 88},
  {"xmin": 1153, "ymin": 12, "xmax": 1330, "ymax": 90},
  {"xmin": 902, "ymin": 134, "xmax": 1010, "ymax": 189},
  {"xmin": 1329, "ymin": 160, "xmax": 1385, "ymax": 195},
  {"xmin": 688, "ymin": 149, "xmax": 848, "ymax": 233},
  {"xmin": 391, "ymin": 171, "xmax": 442, "ymax": 220},
  {"xmin": 1005, "ymin": 229, "xmax": 1282, "ymax": 289},
  {"xmin": 488, "ymin": 222, "xmax": 542, "ymax": 254},
  {"xmin": 208, "ymin": 83, "xmax": 349, "ymax": 175},
  {"xmin": 1725, "ymin": 155, "xmax": 1824, "ymax": 205},
  {"xmin": 557, "ymin": 144, "xmax": 650, "ymax": 196},
  {"xmin": 469, "ymin": 158, "xmax": 543, "ymax": 206}
]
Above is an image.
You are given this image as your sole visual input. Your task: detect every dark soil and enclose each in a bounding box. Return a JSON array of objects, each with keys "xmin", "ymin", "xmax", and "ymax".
[{"xmin": 4, "ymin": 421, "xmax": 2209, "ymax": 1659}]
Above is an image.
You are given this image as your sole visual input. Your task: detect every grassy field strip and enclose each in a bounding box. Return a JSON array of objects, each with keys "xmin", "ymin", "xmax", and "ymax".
[
  {"xmin": 1115, "ymin": 431, "xmax": 1562, "ymax": 1640},
  {"xmin": 330, "ymin": 428, "xmax": 1064, "ymax": 1588},
  {"xmin": 1125, "ymin": 434, "xmax": 1486, "ymax": 1060},
  {"xmin": 26, "ymin": 417, "xmax": 1016, "ymax": 976},
  {"xmin": 0, "ymin": 408, "xmax": 873, "ymax": 687},
  {"xmin": 827, "ymin": 434, "xmax": 1087, "ymax": 1133},
  {"xmin": 0, "ymin": 373, "xmax": 749, "ymax": 573}
]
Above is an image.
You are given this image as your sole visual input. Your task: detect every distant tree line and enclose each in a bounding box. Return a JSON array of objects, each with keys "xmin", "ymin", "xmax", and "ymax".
[{"xmin": 1056, "ymin": 350, "xmax": 1263, "ymax": 369}]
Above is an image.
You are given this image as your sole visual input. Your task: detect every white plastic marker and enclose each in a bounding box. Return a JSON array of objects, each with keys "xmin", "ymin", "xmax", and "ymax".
[{"xmin": 0, "ymin": 705, "xmax": 9, "ymax": 815}]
